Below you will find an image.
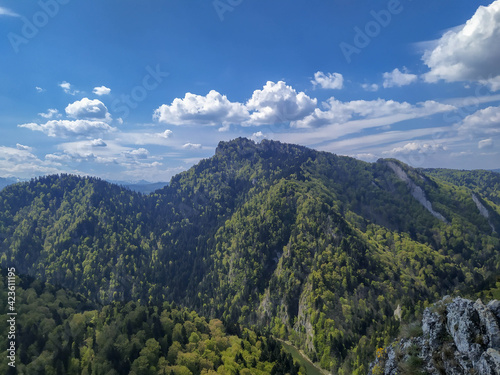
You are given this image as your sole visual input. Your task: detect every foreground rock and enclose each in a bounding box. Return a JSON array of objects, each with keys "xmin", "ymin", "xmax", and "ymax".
[{"xmin": 369, "ymin": 297, "xmax": 500, "ymax": 375}]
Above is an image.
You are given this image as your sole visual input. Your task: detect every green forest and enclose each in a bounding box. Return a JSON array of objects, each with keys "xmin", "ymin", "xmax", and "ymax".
[
  {"xmin": 0, "ymin": 271, "xmax": 302, "ymax": 375},
  {"xmin": 1, "ymin": 138, "xmax": 499, "ymax": 374}
]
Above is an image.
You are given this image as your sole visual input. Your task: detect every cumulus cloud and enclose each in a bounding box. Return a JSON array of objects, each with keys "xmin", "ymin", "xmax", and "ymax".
[
  {"xmin": 152, "ymin": 80, "xmax": 453, "ymax": 132},
  {"xmin": 182, "ymin": 143, "xmax": 202, "ymax": 149},
  {"xmin": 383, "ymin": 68, "xmax": 418, "ymax": 88},
  {"xmin": 154, "ymin": 81, "xmax": 317, "ymax": 127},
  {"xmin": 422, "ymin": 0, "xmax": 500, "ymax": 90},
  {"xmin": 478, "ymin": 138, "xmax": 494, "ymax": 149},
  {"xmin": 292, "ymin": 98, "xmax": 455, "ymax": 128},
  {"xmin": 35, "ymin": 86, "xmax": 45, "ymax": 93},
  {"xmin": 59, "ymin": 81, "xmax": 80, "ymax": 95},
  {"xmin": 311, "ymin": 71, "xmax": 344, "ymax": 89},
  {"xmin": 458, "ymin": 106, "xmax": 500, "ymax": 134},
  {"xmin": 18, "ymin": 120, "xmax": 115, "ymax": 138},
  {"xmin": 39, "ymin": 109, "xmax": 60, "ymax": 119},
  {"xmin": 251, "ymin": 131, "xmax": 266, "ymax": 142},
  {"xmin": 93, "ymin": 86, "xmax": 111, "ymax": 96},
  {"xmin": 65, "ymin": 98, "xmax": 111, "ymax": 121},
  {"xmin": 158, "ymin": 129, "xmax": 173, "ymax": 138},
  {"xmin": 154, "ymin": 90, "xmax": 249, "ymax": 126},
  {"xmin": 246, "ymin": 81, "xmax": 317, "ymax": 125}
]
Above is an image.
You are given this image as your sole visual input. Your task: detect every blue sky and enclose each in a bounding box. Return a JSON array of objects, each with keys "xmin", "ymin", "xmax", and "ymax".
[{"xmin": 1, "ymin": 0, "xmax": 499, "ymax": 182}]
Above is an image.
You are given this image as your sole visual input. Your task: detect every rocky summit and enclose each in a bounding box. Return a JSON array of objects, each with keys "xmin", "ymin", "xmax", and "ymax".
[{"xmin": 370, "ymin": 297, "xmax": 500, "ymax": 375}]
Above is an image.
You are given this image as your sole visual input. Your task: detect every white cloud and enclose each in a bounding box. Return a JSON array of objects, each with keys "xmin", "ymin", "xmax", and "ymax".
[
  {"xmin": 422, "ymin": 0, "xmax": 500, "ymax": 90},
  {"xmin": 251, "ymin": 131, "xmax": 266, "ymax": 142},
  {"xmin": 311, "ymin": 71, "xmax": 344, "ymax": 90},
  {"xmin": 45, "ymin": 153, "xmax": 72, "ymax": 162},
  {"xmin": 383, "ymin": 142, "xmax": 446, "ymax": 155},
  {"xmin": 246, "ymin": 81, "xmax": 317, "ymax": 125},
  {"xmin": 458, "ymin": 106, "xmax": 500, "ymax": 134},
  {"xmin": 35, "ymin": 86, "xmax": 45, "ymax": 93},
  {"xmin": 292, "ymin": 98, "xmax": 454, "ymax": 129},
  {"xmin": 0, "ymin": 146, "xmax": 59, "ymax": 178},
  {"xmin": 90, "ymin": 139, "xmax": 107, "ymax": 147},
  {"xmin": 93, "ymin": 86, "xmax": 111, "ymax": 96},
  {"xmin": 16, "ymin": 143, "xmax": 32, "ymax": 151},
  {"xmin": 58, "ymin": 139, "xmax": 126, "ymax": 160},
  {"xmin": 478, "ymin": 138, "xmax": 494, "ymax": 149},
  {"xmin": 481, "ymin": 76, "xmax": 500, "ymax": 91},
  {"xmin": 59, "ymin": 81, "xmax": 80, "ymax": 95},
  {"xmin": 383, "ymin": 68, "xmax": 418, "ymax": 88},
  {"xmin": 0, "ymin": 7, "xmax": 19, "ymax": 17},
  {"xmin": 311, "ymin": 127, "xmax": 453, "ymax": 158},
  {"xmin": 124, "ymin": 148, "xmax": 149, "ymax": 159},
  {"xmin": 38, "ymin": 109, "xmax": 60, "ymax": 119},
  {"xmin": 154, "ymin": 90, "xmax": 249, "ymax": 126},
  {"xmin": 65, "ymin": 98, "xmax": 111, "ymax": 122},
  {"xmin": 362, "ymin": 83, "xmax": 379, "ymax": 92},
  {"xmin": 153, "ymin": 81, "xmax": 316, "ymax": 127},
  {"xmin": 18, "ymin": 120, "xmax": 116, "ymax": 138},
  {"xmin": 157, "ymin": 129, "xmax": 173, "ymax": 138},
  {"xmin": 182, "ymin": 143, "xmax": 202, "ymax": 149},
  {"xmin": 353, "ymin": 153, "xmax": 378, "ymax": 162}
]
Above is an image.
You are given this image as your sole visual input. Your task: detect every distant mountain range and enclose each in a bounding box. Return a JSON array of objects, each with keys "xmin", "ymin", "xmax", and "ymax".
[
  {"xmin": 0, "ymin": 176, "xmax": 168, "ymax": 194},
  {"xmin": 0, "ymin": 177, "xmax": 23, "ymax": 191},
  {"xmin": 0, "ymin": 138, "xmax": 499, "ymax": 374},
  {"xmin": 111, "ymin": 179, "xmax": 169, "ymax": 194}
]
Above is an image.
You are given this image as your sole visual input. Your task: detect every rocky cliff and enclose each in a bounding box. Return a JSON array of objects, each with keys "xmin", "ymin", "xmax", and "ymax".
[{"xmin": 370, "ymin": 297, "xmax": 500, "ymax": 375}]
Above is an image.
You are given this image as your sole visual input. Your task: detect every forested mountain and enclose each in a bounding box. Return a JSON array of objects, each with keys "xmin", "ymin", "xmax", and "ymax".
[
  {"xmin": 0, "ymin": 270, "xmax": 301, "ymax": 375},
  {"xmin": 422, "ymin": 168, "xmax": 500, "ymax": 207},
  {"xmin": 1, "ymin": 138, "xmax": 499, "ymax": 374}
]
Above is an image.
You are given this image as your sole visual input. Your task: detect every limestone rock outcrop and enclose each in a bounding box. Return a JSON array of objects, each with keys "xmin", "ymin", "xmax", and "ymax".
[{"xmin": 369, "ymin": 297, "xmax": 500, "ymax": 374}]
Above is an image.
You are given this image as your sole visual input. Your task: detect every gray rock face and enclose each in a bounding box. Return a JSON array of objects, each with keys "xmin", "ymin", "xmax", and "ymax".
[
  {"xmin": 446, "ymin": 298, "xmax": 482, "ymax": 361},
  {"xmin": 472, "ymin": 193, "xmax": 496, "ymax": 232},
  {"xmin": 386, "ymin": 161, "xmax": 448, "ymax": 223},
  {"xmin": 422, "ymin": 308, "xmax": 445, "ymax": 351},
  {"xmin": 369, "ymin": 297, "xmax": 500, "ymax": 375}
]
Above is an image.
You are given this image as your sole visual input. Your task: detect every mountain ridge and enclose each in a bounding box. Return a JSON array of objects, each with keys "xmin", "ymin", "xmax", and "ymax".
[{"xmin": 1, "ymin": 137, "xmax": 499, "ymax": 374}]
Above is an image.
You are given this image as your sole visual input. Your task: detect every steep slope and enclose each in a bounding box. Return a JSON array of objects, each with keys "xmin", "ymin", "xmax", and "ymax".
[
  {"xmin": 422, "ymin": 168, "xmax": 500, "ymax": 207},
  {"xmin": 1, "ymin": 138, "xmax": 499, "ymax": 373}
]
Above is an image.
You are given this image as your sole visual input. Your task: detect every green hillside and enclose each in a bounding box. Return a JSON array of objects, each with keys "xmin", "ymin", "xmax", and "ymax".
[
  {"xmin": 0, "ymin": 270, "xmax": 302, "ymax": 375},
  {"xmin": 1, "ymin": 138, "xmax": 499, "ymax": 373}
]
